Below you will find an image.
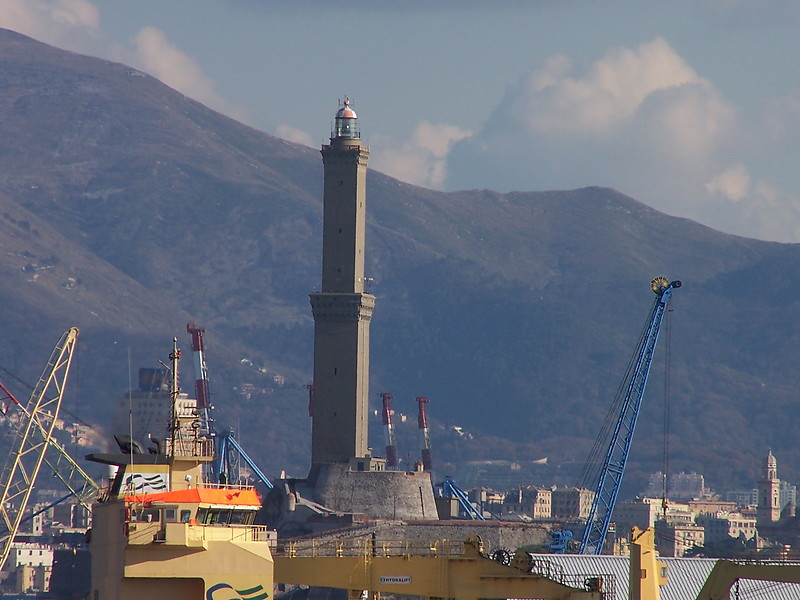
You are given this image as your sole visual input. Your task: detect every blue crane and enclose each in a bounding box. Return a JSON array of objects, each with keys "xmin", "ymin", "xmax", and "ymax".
[
  {"xmin": 578, "ymin": 277, "xmax": 680, "ymax": 555},
  {"xmin": 440, "ymin": 476, "xmax": 485, "ymax": 520},
  {"xmin": 215, "ymin": 430, "xmax": 273, "ymax": 490}
]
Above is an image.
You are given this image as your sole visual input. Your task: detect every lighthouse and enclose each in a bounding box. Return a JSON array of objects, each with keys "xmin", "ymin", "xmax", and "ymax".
[
  {"xmin": 262, "ymin": 101, "xmax": 436, "ymax": 535},
  {"xmin": 309, "ymin": 99, "xmax": 375, "ymax": 465}
]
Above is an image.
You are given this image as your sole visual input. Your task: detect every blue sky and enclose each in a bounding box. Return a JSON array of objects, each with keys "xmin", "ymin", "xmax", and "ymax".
[{"xmin": 3, "ymin": 1, "xmax": 800, "ymax": 242}]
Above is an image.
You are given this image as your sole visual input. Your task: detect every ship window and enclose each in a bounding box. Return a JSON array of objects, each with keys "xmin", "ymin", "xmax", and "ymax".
[
  {"xmin": 142, "ymin": 509, "xmax": 159, "ymax": 523},
  {"xmin": 197, "ymin": 508, "xmax": 210, "ymax": 524},
  {"xmin": 164, "ymin": 508, "xmax": 176, "ymax": 522},
  {"xmin": 180, "ymin": 510, "xmax": 192, "ymax": 523},
  {"xmin": 229, "ymin": 510, "xmax": 249, "ymax": 525}
]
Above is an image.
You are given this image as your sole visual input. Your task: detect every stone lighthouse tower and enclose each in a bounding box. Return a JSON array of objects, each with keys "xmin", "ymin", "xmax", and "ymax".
[
  {"xmin": 261, "ymin": 101, "xmax": 437, "ymax": 535},
  {"xmin": 309, "ymin": 99, "xmax": 375, "ymax": 466}
]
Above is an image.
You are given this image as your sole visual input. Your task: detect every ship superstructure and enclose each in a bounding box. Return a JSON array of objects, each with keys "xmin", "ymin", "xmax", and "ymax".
[{"xmin": 87, "ymin": 338, "xmax": 275, "ymax": 600}]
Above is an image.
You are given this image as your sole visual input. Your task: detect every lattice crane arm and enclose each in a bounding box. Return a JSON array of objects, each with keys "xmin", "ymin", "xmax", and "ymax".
[
  {"xmin": 0, "ymin": 356, "xmax": 99, "ymax": 509},
  {"xmin": 0, "ymin": 328, "xmax": 82, "ymax": 571},
  {"xmin": 218, "ymin": 432, "xmax": 272, "ymax": 489},
  {"xmin": 579, "ymin": 278, "xmax": 680, "ymax": 555}
]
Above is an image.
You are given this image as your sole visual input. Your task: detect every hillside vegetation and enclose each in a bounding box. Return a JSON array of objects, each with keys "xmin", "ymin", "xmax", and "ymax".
[{"xmin": 0, "ymin": 28, "xmax": 797, "ymax": 495}]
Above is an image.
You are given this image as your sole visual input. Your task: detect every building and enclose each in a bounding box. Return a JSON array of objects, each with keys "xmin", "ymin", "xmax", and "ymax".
[
  {"xmin": 687, "ymin": 499, "xmax": 736, "ymax": 516},
  {"xmin": 551, "ymin": 487, "xmax": 594, "ymax": 519},
  {"xmin": 725, "ymin": 488, "xmax": 758, "ymax": 507},
  {"xmin": 695, "ymin": 511, "xmax": 757, "ymax": 545},
  {"xmin": 521, "ymin": 553, "xmax": 800, "ymax": 599},
  {"xmin": 781, "ymin": 480, "xmax": 797, "ymax": 511},
  {"xmin": 14, "ymin": 564, "xmax": 51, "ymax": 595},
  {"xmin": 655, "ymin": 518, "xmax": 705, "ymax": 557},
  {"xmin": 757, "ymin": 450, "xmax": 781, "ymax": 526},
  {"xmin": 613, "ymin": 497, "xmax": 662, "ymax": 539},
  {"xmin": 8, "ymin": 543, "xmax": 53, "ymax": 568},
  {"xmin": 645, "ymin": 471, "xmax": 705, "ymax": 500},
  {"xmin": 530, "ymin": 487, "xmax": 553, "ymax": 519},
  {"xmin": 502, "ymin": 486, "xmax": 552, "ymax": 519},
  {"xmin": 111, "ymin": 367, "xmax": 197, "ymax": 445}
]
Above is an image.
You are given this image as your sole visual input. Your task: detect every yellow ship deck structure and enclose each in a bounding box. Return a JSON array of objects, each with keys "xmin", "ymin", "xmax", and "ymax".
[
  {"xmin": 87, "ymin": 337, "xmax": 275, "ymax": 600},
  {"xmin": 89, "ymin": 455, "xmax": 274, "ymax": 600}
]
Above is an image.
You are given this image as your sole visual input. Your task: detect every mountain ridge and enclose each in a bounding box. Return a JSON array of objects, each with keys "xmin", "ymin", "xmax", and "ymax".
[{"xmin": 0, "ymin": 28, "xmax": 796, "ymax": 495}]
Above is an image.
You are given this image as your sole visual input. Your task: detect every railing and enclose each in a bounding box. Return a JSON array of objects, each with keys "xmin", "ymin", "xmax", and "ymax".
[
  {"xmin": 127, "ymin": 521, "xmax": 275, "ymax": 547},
  {"xmin": 166, "ymin": 436, "xmax": 214, "ymax": 459},
  {"xmin": 274, "ymin": 537, "xmax": 465, "ymax": 559},
  {"xmin": 185, "ymin": 523, "xmax": 275, "ymax": 545},
  {"xmin": 199, "ymin": 482, "xmax": 255, "ymax": 491}
]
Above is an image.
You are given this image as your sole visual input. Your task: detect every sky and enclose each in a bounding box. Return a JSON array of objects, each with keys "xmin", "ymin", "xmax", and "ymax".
[{"xmin": 2, "ymin": 1, "xmax": 800, "ymax": 242}]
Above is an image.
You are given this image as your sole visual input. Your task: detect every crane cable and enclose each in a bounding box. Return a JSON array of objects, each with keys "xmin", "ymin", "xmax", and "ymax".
[
  {"xmin": 576, "ymin": 311, "xmax": 653, "ymax": 492},
  {"xmin": 661, "ymin": 306, "xmax": 673, "ymax": 520},
  {"xmin": 0, "ymin": 360, "xmax": 91, "ymax": 429}
]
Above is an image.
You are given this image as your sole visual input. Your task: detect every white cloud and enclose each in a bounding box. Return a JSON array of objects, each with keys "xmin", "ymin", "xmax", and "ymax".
[
  {"xmin": 706, "ymin": 165, "xmax": 751, "ymax": 202},
  {"xmin": 276, "ymin": 124, "xmax": 315, "ymax": 148},
  {"xmin": 371, "ymin": 121, "xmax": 472, "ymax": 189},
  {"xmin": 0, "ymin": 0, "xmax": 101, "ymax": 51},
  {"xmin": 0, "ymin": 2, "xmax": 252, "ymax": 126},
  {"xmin": 131, "ymin": 27, "xmax": 249, "ymax": 122},
  {"xmin": 514, "ymin": 38, "xmax": 703, "ymax": 138},
  {"xmin": 446, "ymin": 37, "xmax": 800, "ymax": 242},
  {"xmin": 738, "ymin": 183, "xmax": 800, "ymax": 242}
]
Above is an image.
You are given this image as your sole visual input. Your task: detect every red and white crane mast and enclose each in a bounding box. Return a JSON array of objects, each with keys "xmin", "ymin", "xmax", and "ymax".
[
  {"xmin": 380, "ymin": 392, "xmax": 398, "ymax": 468},
  {"xmin": 186, "ymin": 322, "xmax": 212, "ymax": 435},
  {"xmin": 416, "ymin": 396, "xmax": 432, "ymax": 472}
]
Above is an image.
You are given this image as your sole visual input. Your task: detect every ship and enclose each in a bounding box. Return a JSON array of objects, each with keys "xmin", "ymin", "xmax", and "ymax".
[{"xmin": 86, "ymin": 337, "xmax": 276, "ymax": 599}]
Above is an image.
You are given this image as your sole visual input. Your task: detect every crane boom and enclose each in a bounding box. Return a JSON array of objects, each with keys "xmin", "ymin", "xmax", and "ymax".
[
  {"xmin": 186, "ymin": 323, "xmax": 213, "ymax": 436},
  {"xmin": 0, "ymin": 328, "xmax": 80, "ymax": 571},
  {"xmin": 579, "ymin": 277, "xmax": 680, "ymax": 555},
  {"xmin": 223, "ymin": 433, "xmax": 272, "ymax": 489},
  {"xmin": 417, "ymin": 396, "xmax": 432, "ymax": 471},
  {"xmin": 380, "ymin": 392, "xmax": 398, "ymax": 468},
  {"xmin": 0, "ymin": 380, "xmax": 99, "ymax": 510}
]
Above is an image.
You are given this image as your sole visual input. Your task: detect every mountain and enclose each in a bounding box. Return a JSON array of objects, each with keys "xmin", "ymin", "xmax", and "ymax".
[{"xmin": 0, "ymin": 28, "xmax": 796, "ymax": 496}]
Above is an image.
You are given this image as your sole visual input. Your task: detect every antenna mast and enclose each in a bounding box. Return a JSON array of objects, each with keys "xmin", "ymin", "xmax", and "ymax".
[{"xmin": 168, "ymin": 337, "xmax": 180, "ymax": 460}]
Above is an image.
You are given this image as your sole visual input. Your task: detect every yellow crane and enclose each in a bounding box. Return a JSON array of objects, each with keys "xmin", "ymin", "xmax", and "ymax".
[
  {"xmin": 274, "ymin": 533, "xmax": 605, "ymax": 600},
  {"xmin": 693, "ymin": 559, "xmax": 800, "ymax": 600},
  {"xmin": 629, "ymin": 525, "xmax": 800, "ymax": 600}
]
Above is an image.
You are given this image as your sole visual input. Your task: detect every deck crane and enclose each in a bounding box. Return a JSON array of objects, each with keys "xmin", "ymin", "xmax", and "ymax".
[
  {"xmin": 0, "ymin": 328, "xmax": 95, "ymax": 571},
  {"xmin": 578, "ymin": 277, "xmax": 681, "ymax": 555},
  {"xmin": 186, "ymin": 323, "xmax": 213, "ymax": 437}
]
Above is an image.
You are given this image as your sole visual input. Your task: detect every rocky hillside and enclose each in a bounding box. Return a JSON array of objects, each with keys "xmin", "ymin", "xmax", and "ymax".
[{"xmin": 0, "ymin": 28, "xmax": 797, "ymax": 496}]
